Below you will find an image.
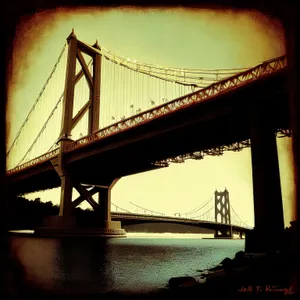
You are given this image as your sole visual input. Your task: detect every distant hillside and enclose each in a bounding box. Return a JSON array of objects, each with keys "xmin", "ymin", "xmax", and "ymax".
[{"xmin": 8, "ymin": 196, "xmax": 92, "ymax": 230}]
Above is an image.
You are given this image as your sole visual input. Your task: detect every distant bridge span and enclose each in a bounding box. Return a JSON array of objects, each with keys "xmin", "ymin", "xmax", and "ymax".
[{"xmin": 111, "ymin": 212, "xmax": 250, "ymax": 234}]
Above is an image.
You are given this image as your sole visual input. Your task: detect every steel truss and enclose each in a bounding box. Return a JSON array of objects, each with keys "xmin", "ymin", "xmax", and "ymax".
[
  {"xmin": 153, "ymin": 128, "xmax": 292, "ymax": 167},
  {"xmin": 7, "ymin": 53, "xmax": 288, "ymax": 175}
]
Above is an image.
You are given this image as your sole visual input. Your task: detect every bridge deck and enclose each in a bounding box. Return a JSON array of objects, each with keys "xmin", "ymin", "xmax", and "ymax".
[
  {"xmin": 7, "ymin": 68, "xmax": 289, "ymax": 194},
  {"xmin": 111, "ymin": 212, "xmax": 250, "ymax": 232}
]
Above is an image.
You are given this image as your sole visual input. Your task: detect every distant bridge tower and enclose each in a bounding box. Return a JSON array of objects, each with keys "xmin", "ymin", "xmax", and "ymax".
[{"xmin": 214, "ymin": 188, "xmax": 233, "ymax": 238}]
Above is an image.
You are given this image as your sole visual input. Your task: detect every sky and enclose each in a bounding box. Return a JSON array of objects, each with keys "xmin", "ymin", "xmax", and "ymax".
[{"xmin": 6, "ymin": 6, "xmax": 295, "ymax": 228}]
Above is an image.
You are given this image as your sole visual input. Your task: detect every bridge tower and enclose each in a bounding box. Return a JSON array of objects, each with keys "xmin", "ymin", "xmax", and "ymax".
[
  {"xmin": 36, "ymin": 31, "xmax": 125, "ymax": 237},
  {"xmin": 214, "ymin": 189, "xmax": 233, "ymax": 238}
]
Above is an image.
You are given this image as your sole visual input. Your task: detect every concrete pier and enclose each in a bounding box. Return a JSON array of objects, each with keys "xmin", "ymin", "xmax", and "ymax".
[{"xmin": 35, "ymin": 216, "xmax": 126, "ymax": 238}]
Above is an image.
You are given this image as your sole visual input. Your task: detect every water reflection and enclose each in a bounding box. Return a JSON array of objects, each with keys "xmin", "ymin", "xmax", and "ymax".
[
  {"xmin": 54, "ymin": 238, "xmax": 115, "ymax": 294},
  {"xmin": 10, "ymin": 236, "xmax": 58, "ymax": 291},
  {"xmin": 10, "ymin": 234, "xmax": 245, "ymax": 295}
]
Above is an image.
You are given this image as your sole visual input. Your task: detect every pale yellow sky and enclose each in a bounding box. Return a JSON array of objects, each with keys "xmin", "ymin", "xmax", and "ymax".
[{"xmin": 7, "ymin": 7, "xmax": 295, "ymax": 228}]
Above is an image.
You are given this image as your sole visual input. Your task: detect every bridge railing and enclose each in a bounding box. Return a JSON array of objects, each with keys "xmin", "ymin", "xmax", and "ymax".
[
  {"xmin": 6, "ymin": 148, "xmax": 59, "ymax": 175},
  {"xmin": 6, "ymin": 55, "xmax": 287, "ymax": 175}
]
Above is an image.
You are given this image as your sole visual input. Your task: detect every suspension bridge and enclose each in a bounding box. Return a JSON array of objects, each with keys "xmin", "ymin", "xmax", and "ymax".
[
  {"xmin": 109, "ymin": 189, "xmax": 251, "ymax": 237},
  {"xmin": 6, "ymin": 31, "xmax": 290, "ymax": 241}
]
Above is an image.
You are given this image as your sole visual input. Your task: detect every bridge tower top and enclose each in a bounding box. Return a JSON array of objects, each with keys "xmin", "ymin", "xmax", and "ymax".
[{"xmin": 214, "ymin": 189, "xmax": 231, "ymax": 225}]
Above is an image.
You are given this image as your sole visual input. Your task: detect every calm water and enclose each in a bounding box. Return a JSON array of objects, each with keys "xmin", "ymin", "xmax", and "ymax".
[{"xmin": 9, "ymin": 232, "xmax": 244, "ymax": 295}]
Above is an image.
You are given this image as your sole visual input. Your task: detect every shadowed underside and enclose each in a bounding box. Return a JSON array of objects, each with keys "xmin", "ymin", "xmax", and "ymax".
[{"xmin": 7, "ymin": 68, "xmax": 289, "ymax": 194}]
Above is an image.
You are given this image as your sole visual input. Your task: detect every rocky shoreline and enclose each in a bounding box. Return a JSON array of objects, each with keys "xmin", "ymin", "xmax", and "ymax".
[
  {"xmin": 158, "ymin": 222, "xmax": 300, "ymax": 299},
  {"xmin": 5, "ymin": 249, "xmax": 295, "ymax": 300},
  {"xmin": 168, "ymin": 250, "xmax": 262, "ymax": 289},
  {"xmin": 160, "ymin": 249, "xmax": 298, "ymax": 299}
]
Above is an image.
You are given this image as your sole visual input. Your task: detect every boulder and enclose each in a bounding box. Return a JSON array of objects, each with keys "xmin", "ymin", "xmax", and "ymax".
[
  {"xmin": 220, "ymin": 257, "xmax": 233, "ymax": 270},
  {"xmin": 169, "ymin": 276, "xmax": 202, "ymax": 288}
]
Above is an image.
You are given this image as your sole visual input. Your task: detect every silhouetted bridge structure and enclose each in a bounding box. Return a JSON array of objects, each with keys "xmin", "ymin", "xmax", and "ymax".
[
  {"xmin": 109, "ymin": 189, "xmax": 251, "ymax": 236},
  {"xmin": 6, "ymin": 32, "xmax": 288, "ymax": 248},
  {"xmin": 111, "ymin": 212, "xmax": 249, "ymax": 235}
]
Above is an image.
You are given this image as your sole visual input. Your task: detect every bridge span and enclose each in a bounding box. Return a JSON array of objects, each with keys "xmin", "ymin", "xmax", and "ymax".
[
  {"xmin": 111, "ymin": 212, "xmax": 249, "ymax": 235},
  {"xmin": 7, "ymin": 54, "xmax": 289, "ymax": 195},
  {"xmin": 6, "ymin": 33, "xmax": 289, "ymax": 251}
]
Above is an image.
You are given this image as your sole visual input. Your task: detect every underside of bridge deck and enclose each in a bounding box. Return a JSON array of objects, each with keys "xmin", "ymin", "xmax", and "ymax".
[{"xmin": 7, "ymin": 68, "xmax": 289, "ymax": 194}]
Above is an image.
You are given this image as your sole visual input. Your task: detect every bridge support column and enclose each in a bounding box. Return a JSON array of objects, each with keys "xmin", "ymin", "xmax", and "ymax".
[
  {"xmin": 97, "ymin": 179, "xmax": 123, "ymax": 231},
  {"xmin": 35, "ymin": 176, "xmax": 126, "ymax": 237},
  {"xmin": 59, "ymin": 175, "xmax": 73, "ymax": 217},
  {"xmin": 246, "ymin": 106, "xmax": 284, "ymax": 253},
  {"xmin": 283, "ymin": 5, "xmax": 300, "ymax": 256},
  {"xmin": 98, "ymin": 187, "xmax": 111, "ymax": 225}
]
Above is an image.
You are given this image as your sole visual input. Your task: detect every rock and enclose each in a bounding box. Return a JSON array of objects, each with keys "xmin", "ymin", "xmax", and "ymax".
[
  {"xmin": 235, "ymin": 251, "xmax": 245, "ymax": 261},
  {"xmin": 168, "ymin": 276, "xmax": 202, "ymax": 288},
  {"xmin": 209, "ymin": 264, "xmax": 223, "ymax": 271},
  {"xmin": 220, "ymin": 257, "xmax": 233, "ymax": 270},
  {"xmin": 234, "ymin": 251, "xmax": 245, "ymax": 266}
]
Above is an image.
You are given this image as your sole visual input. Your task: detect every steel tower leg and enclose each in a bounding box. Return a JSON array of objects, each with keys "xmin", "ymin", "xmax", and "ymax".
[
  {"xmin": 246, "ymin": 104, "xmax": 284, "ymax": 252},
  {"xmin": 97, "ymin": 179, "xmax": 122, "ymax": 230},
  {"xmin": 59, "ymin": 176, "xmax": 73, "ymax": 216},
  {"xmin": 56, "ymin": 31, "xmax": 77, "ymax": 218},
  {"xmin": 88, "ymin": 41, "xmax": 101, "ymax": 134}
]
